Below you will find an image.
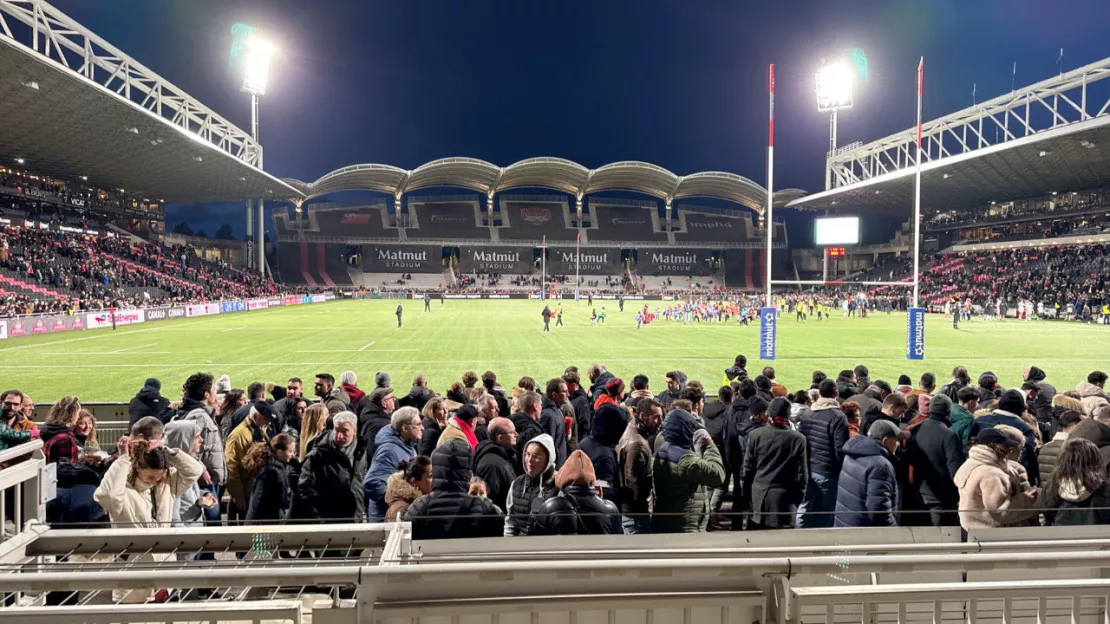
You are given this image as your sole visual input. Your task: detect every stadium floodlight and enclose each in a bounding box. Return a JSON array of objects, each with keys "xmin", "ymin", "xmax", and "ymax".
[
  {"xmin": 241, "ymin": 37, "xmax": 275, "ymax": 96},
  {"xmin": 14, "ymin": 158, "xmax": 24, "ymax": 165},
  {"xmin": 816, "ymin": 61, "xmax": 854, "ymax": 112}
]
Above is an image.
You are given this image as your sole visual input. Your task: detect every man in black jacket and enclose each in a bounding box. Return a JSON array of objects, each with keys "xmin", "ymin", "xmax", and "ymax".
[
  {"xmin": 796, "ymin": 378, "xmax": 849, "ymax": 528},
  {"xmin": 295, "ymin": 412, "xmax": 368, "ymax": 522},
  {"xmin": 564, "ymin": 368, "xmax": 592, "ymax": 438},
  {"xmin": 587, "ymin": 363, "xmax": 615, "ymax": 405},
  {"xmin": 541, "ymin": 379, "xmax": 570, "ymax": 467},
  {"xmin": 510, "ymin": 391, "xmax": 544, "ymax": 458},
  {"xmin": 847, "ymin": 380, "xmax": 891, "ymax": 433},
  {"xmin": 404, "ymin": 439, "xmax": 503, "ymax": 539},
  {"xmin": 904, "ymin": 394, "xmax": 966, "ymax": 527},
  {"xmin": 358, "ymin": 387, "xmax": 395, "ymax": 456},
  {"xmin": 128, "ymin": 377, "xmax": 169, "ymax": 425},
  {"xmin": 473, "ymin": 417, "xmax": 519, "ymax": 510},
  {"xmin": 656, "ymin": 371, "xmax": 685, "ymax": 408},
  {"xmin": 724, "ymin": 355, "xmax": 748, "ymax": 383}
]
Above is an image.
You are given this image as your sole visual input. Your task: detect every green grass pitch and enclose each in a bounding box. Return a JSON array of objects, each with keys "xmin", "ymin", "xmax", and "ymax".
[{"xmin": 2, "ymin": 300, "xmax": 1106, "ymax": 402}]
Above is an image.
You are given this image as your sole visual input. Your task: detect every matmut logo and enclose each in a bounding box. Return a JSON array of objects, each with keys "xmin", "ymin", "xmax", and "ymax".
[
  {"xmin": 651, "ymin": 252, "xmax": 698, "ymax": 265},
  {"xmin": 472, "ymin": 250, "xmax": 519, "ymax": 262},
  {"xmin": 558, "ymin": 251, "xmax": 610, "ymax": 264},
  {"xmin": 378, "ymin": 249, "xmax": 428, "ymax": 261}
]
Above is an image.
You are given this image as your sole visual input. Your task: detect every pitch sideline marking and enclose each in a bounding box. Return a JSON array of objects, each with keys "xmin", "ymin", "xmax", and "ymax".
[{"xmin": 358, "ymin": 341, "xmax": 376, "ymax": 352}]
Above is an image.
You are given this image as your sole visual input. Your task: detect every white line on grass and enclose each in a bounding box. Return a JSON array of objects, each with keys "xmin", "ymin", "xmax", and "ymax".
[
  {"xmin": 0, "ymin": 332, "xmax": 119, "ymax": 353},
  {"xmin": 42, "ymin": 351, "xmax": 170, "ymax": 356},
  {"xmin": 109, "ymin": 343, "xmax": 157, "ymax": 354},
  {"xmin": 358, "ymin": 341, "xmax": 376, "ymax": 351}
]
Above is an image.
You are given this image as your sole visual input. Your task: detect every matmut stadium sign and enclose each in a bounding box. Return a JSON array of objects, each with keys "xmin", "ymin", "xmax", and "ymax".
[
  {"xmin": 458, "ymin": 247, "xmax": 533, "ymax": 274},
  {"xmin": 547, "ymin": 248, "xmax": 622, "ymax": 274},
  {"xmin": 639, "ymin": 248, "xmax": 712, "ymax": 275},
  {"xmin": 363, "ymin": 244, "xmax": 442, "ymax": 273}
]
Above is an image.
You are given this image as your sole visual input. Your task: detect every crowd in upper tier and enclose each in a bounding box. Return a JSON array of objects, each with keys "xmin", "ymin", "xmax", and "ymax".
[{"xmin": 5, "ymin": 358, "xmax": 1110, "ymax": 539}]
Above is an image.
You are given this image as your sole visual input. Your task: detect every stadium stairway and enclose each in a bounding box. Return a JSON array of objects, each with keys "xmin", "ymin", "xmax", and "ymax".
[{"xmin": 98, "ymin": 252, "xmax": 206, "ymax": 293}]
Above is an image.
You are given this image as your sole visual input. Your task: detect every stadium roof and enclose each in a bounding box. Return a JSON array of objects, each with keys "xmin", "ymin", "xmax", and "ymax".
[
  {"xmin": 789, "ymin": 56, "xmax": 1110, "ymax": 215},
  {"xmin": 284, "ymin": 157, "xmax": 806, "ymax": 215},
  {"xmin": 0, "ymin": 1, "xmax": 303, "ymax": 203}
]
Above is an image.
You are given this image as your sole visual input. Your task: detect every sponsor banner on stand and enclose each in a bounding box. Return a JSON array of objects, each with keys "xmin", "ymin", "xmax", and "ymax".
[
  {"xmin": 362, "ymin": 244, "xmax": 442, "ymax": 273},
  {"xmin": 301, "ymin": 295, "xmax": 313, "ymax": 304},
  {"xmin": 8, "ymin": 319, "xmax": 27, "ymax": 337},
  {"xmin": 546, "ymin": 248, "xmax": 622, "ymax": 275},
  {"xmin": 219, "ymin": 301, "xmax": 248, "ymax": 313},
  {"xmin": 41, "ymin": 314, "xmax": 85, "ymax": 333},
  {"xmin": 0, "ymin": 320, "xmax": 7, "ymax": 340},
  {"xmin": 186, "ymin": 303, "xmax": 220, "ymax": 318},
  {"xmin": 86, "ymin": 309, "xmax": 146, "ymax": 329},
  {"xmin": 248, "ymin": 299, "xmax": 269, "ymax": 310},
  {"xmin": 145, "ymin": 307, "xmax": 170, "ymax": 321},
  {"xmin": 458, "ymin": 246, "xmax": 534, "ymax": 274},
  {"xmin": 638, "ymin": 248, "xmax": 716, "ymax": 275},
  {"xmin": 268, "ymin": 298, "xmax": 284, "ymax": 307},
  {"xmin": 324, "ymin": 292, "xmax": 337, "ymax": 301},
  {"xmin": 284, "ymin": 296, "xmax": 302, "ymax": 306},
  {"xmin": 168, "ymin": 306, "xmax": 188, "ymax": 319},
  {"xmin": 311, "ymin": 294, "xmax": 326, "ymax": 303}
]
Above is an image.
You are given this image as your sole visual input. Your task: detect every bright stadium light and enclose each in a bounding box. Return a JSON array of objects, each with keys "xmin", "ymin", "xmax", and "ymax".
[
  {"xmin": 816, "ymin": 61, "xmax": 854, "ymax": 112},
  {"xmin": 241, "ymin": 37, "xmax": 275, "ymax": 96}
]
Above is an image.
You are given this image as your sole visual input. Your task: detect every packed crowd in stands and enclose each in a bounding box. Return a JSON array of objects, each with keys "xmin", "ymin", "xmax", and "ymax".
[
  {"xmin": 925, "ymin": 188, "xmax": 1110, "ymax": 230},
  {"xmin": 6, "ymin": 359, "xmax": 1110, "ymax": 540}
]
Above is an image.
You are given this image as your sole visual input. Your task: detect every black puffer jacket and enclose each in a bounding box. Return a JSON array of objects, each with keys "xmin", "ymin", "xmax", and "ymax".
[
  {"xmin": 247, "ymin": 458, "xmax": 292, "ymax": 523},
  {"xmin": 503, "ymin": 434, "xmax": 557, "ymax": 536},
  {"xmin": 531, "ymin": 485, "xmax": 620, "ymax": 535},
  {"xmin": 797, "ymin": 398, "xmax": 849, "ymax": 477},
  {"xmin": 473, "ymin": 440, "xmax": 517, "ymax": 510},
  {"xmin": 294, "ymin": 432, "xmax": 368, "ymax": 522},
  {"xmin": 578, "ymin": 403, "xmax": 629, "ymax": 504},
  {"xmin": 905, "ymin": 412, "xmax": 966, "ymax": 508},
  {"xmin": 540, "ymin": 397, "xmax": 568, "ymax": 467},
  {"xmin": 702, "ymin": 400, "xmax": 731, "ymax": 459},
  {"xmin": 404, "ymin": 439, "xmax": 503, "ymax": 540},
  {"xmin": 128, "ymin": 389, "xmax": 170, "ymax": 425}
]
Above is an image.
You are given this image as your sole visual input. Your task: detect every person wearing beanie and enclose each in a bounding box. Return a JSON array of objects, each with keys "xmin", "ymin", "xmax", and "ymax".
[
  {"xmin": 968, "ymin": 389, "xmax": 1038, "ymax": 476},
  {"xmin": 215, "ymin": 374, "xmax": 232, "ymax": 405},
  {"xmin": 403, "ymin": 439, "xmax": 503, "ymax": 539},
  {"xmin": 953, "ymin": 428, "xmax": 1038, "ymax": 530},
  {"xmin": 739, "ymin": 396, "xmax": 808, "ymax": 530},
  {"xmin": 531, "ymin": 450, "xmax": 619, "ymax": 535},
  {"xmin": 128, "ymin": 377, "xmax": 170, "ymax": 426},
  {"xmin": 504, "ymin": 433, "xmax": 558, "ymax": 536},
  {"xmin": 579, "ymin": 402, "xmax": 629, "ymax": 505},
  {"xmin": 905, "ymin": 393, "xmax": 966, "ymax": 527},
  {"xmin": 358, "ymin": 386, "xmax": 396, "ymax": 456},
  {"xmin": 833, "ymin": 419, "xmax": 904, "ymax": 527},
  {"xmin": 651, "ymin": 409, "xmax": 725, "ymax": 533},
  {"xmin": 796, "ymin": 378, "xmax": 849, "ymax": 528},
  {"xmin": 436, "ymin": 403, "xmax": 482, "ymax": 452},
  {"xmin": 594, "ymin": 377, "xmax": 626, "ymax": 411}
]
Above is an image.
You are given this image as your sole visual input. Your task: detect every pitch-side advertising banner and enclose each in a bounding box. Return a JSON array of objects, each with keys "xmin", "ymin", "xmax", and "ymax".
[
  {"xmin": 0, "ymin": 320, "xmax": 7, "ymax": 340},
  {"xmin": 457, "ymin": 246, "xmax": 533, "ymax": 274},
  {"xmin": 759, "ymin": 307, "xmax": 777, "ymax": 360},
  {"xmin": 311, "ymin": 294, "xmax": 326, "ymax": 303},
  {"xmin": 186, "ymin": 303, "xmax": 220, "ymax": 317},
  {"xmin": 546, "ymin": 248, "xmax": 622, "ymax": 275},
  {"xmin": 248, "ymin": 299, "xmax": 269, "ymax": 310},
  {"xmin": 268, "ymin": 298, "xmax": 284, "ymax": 307},
  {"xmin": 220, "ymin": 301, "xmax": 248, "ymax": 313},
  {"xmin": 363, "ymin": 244, "xmax": 442, "ymax": 273},
  {"xmin": 284, "ymin": 296, "xmax": 302, "ymax": 306},
  {"xmin": 907, "ymin": 308, "xmax": 925, "ymax": 360},
  {"xmin": 86, "ymin": 309, "xmax": 146, "ymax": 329}
]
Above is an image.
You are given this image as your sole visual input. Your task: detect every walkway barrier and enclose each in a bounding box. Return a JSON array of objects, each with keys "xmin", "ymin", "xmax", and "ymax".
[{"xmin": 2, "ymin": 599, "xmax": 304, "ymax": 624}]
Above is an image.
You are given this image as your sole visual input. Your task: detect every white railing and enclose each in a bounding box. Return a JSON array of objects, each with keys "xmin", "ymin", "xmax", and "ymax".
[{"xmin": 2, "ymin": 600, "xmax": 303, "ymax": 624}]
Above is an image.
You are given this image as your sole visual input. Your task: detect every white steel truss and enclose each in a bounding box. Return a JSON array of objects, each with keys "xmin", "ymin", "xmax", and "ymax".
[
  {"xmin": 0, "ymin": 0, "xmax": 262, "ymax": 168},
  {"xmin": 827, "ymin": 56, "xmax": 1110, "ymax": 189}
]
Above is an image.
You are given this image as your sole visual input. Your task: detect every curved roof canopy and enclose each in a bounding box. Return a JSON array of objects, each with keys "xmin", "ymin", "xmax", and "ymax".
[{"xmin": 284, "ymin": 157, "xmax": 805, "ymax": 215}]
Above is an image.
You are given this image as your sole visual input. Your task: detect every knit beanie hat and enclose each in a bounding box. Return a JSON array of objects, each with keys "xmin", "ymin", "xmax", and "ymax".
[
  {"xmin": 375, "ymin": 371, "xmax": 392, "ymax": 389},
  {"xmin": 929, "ymin": 394, "xmax": 952, "ymax": 420},
  {"xmin": 555, "ymin": 450, "xmax": 596, "ymax": 489},
  {"xmin": 998, "ymin": 389, "xmax": 1026, "ymax": 415}
]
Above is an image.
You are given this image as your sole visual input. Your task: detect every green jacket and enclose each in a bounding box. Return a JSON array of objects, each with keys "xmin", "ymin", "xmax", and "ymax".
[
  {"xmin": 651, "ymin": 441, "xmax": 726, "ymax": 533},
  {"xmin": 0, "ymin": 422, "xmax": 34, "ymax": 451},
  {"xmin": 949, "ymin": 405, "xmax": 974, "ymax": 448}
]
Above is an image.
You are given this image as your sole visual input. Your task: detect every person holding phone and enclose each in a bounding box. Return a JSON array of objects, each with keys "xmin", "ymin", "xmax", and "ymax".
[{"xmin": 954, "ymin": 428, "xmax": 1039, "ymax": 530}]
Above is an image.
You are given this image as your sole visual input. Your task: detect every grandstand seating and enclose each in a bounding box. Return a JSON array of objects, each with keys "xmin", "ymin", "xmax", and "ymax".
[
  {"xmin": 406, "ymin": 200, "xmax": 490, "ymax": 240},
  {"xmin": 275, "ymin": 241, "xmax": 354, "ymax": 286},
  {"xmin": 273, "ymin": 204, "xmax": 397, "ymax": 241},
  {"xmin": 498, "ymin": 198, "xmax": 578, "ymax": 241},
  {"xmin": 588, "ymin": 202, "xmax": 668, "ymax": 242},
  {"xmin": 359, "ymin": 272, "xmax": 446, "ymax": 290}
]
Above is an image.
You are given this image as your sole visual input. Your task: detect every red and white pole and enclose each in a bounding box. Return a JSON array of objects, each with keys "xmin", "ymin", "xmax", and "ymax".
[
  {"xmin": 912, "ymin": 57, "xmax": 923, "ymax": 308},
  {"xmin": 765, "ymin": 63, "xmax": 775, "ymax": 308}
]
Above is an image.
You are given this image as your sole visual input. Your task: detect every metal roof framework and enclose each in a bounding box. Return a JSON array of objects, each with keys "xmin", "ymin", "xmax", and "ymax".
[
  {"xmin": 788, "ymin": 56, "xmax": 1110, "ymax": 213},
  {"xmin": 285, "ymin": 157, "xmax": 807, "ymax": 215},
  {"xmin": 0, "ymin": 0, "xmax": 303, "ymax": 203}
]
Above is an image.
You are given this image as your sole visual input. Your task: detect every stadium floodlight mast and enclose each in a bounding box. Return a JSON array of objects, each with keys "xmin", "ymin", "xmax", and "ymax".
[
  {"xmin": 815, "ymin": 60, "xmax": 854, "ymax": 190},
  {"xmin": 240, "ymin": 35, "xmax": 275, "ymax": 278}
]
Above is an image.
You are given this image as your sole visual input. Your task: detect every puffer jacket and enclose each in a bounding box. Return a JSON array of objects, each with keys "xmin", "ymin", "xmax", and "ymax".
[
  {"xmin": 953, "ymin": 445, "xmax": 1037, "ymax": 530},
  {"xmin": 531, "ymin": 485, "xmax": 620, "ymax": 535},
  {"xmin": 540, "ymin": 396, "xmax": 569, "ymax": 467},
  {"xmin": 503, "ymin": 434, "xmax": 557, "ymax": 536},
  {"xmin": 1037, "ymin": 431, "xmax": 1069, "ymax": 485},
  {"xmin": 905, "ymin": 411, "xmax": 966, "ymax": 508},
  {"xmin": 701, "ymin": 400, "xmax": 731, "ymax": 460},
  {"xmin": 384, "ymin": 471, "xmax": 424, "ymax": 522},
  {"xmin": 833, "ymin": 435, "xmax": 897, "ymax": 527},
  {"xmin": 0, "ymin": 421, "xmax": 35, "ymax": 451},
  {"xmin": 1042, "ymin": 479, "xmax": 1110, "ymax": 526},
  {"xmin": 246, "ymin": 458, "xmax": 292, "ymax": 523},
  {"xmin": 294, "ymin": 431, "xmax": 368, "ymax": 522},
  {"xmin": 1076, "ymin": 382, "xmax": 1110, "ymax": 417},
  {"xmin": 651, "ymin": 411, "xmax": 726, "ymax": 533},
  {"xmin": 176, "ymin": 398, "xmax": 226, "ymax": 485},
  {"xmin": 797, "ymin": 397, "xmax": 849, "ymax": 477},
  {"xmin": 473, "ymin": 439, "xmax": 517, "ymax": 510},
  {"xmin": 404, "ymin": 439, "xmax": 503, "ymax": 540},
  {"xmin": 363, "ymin": 425, "xmax": 417, "ymax": 521},
  {"xmin": 578, "ymin": 403, "xmax": 629, "ymax": 504}
]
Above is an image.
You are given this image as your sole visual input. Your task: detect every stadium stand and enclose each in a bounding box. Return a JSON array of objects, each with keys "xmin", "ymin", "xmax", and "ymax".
[
  {"xmin": 406, "ymin": 198, "xmax": 490, "ymax": 240},
  {"xmin": 673, "ymin": 206, "xmax": 757, "ymax": 242},
  {"xmin": 587, "ymin": 199, "xmax": 668, "ymax": 242},
  {"xmin": 274, "ymin": 242, "xmax": 354, "ymax": 286},
  {"xmin": 497, "ymin": 196, "xmax": 578, "ymax": 241}
]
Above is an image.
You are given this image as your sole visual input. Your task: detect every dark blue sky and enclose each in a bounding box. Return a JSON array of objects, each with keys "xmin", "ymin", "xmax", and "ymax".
[{"xmin": 51, "ymin": 0, "xmax": 1110, "ymax": 235}]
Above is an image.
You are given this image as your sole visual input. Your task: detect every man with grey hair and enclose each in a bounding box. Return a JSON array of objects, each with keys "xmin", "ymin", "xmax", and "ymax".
[
  {"xmin": 511, "ymin": 391, "xmax": 545, "ymax": 458},
  {"xmin": 297, "ymin": 411, "xmax": 368, "ymax": 522},
  {"xmin": 475, "ymin": 417, "xmax": 519, "ymax": 509},
  {"xmin": 362, "ymin": 406, "xmax": 421, "ymax": 521}
]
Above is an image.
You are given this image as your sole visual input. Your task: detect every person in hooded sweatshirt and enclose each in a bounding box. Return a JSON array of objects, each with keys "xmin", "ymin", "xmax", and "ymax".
[
  {"xmin": 531, "ymin": 450, "xmax": 620, "ymax": 535},
  {"xmin": 905, "ymin": 394, "xmax": 966, "ymax": 527},
  {"xmin": 579, "ymin": 402, "xmax": 630, "ymax": 506},
  {"xmin": 473, "ymin": 417, "xmax": 519, "ymax": 510},
  {"xmin": 504, "ymin": 433, "xmax": 558, "ymax": 536},
  {"xmin": 1076, "ymin": 371, "xmax": 1110, "ymax": 417},
  {"xmin": 968, "ymin": 389, "xmax": 1038, "ymax": 476},
  {"xmin": 128, "ymin": 378, "xmax": 170, "ymax": 425},
  {"xmin": 651, "ymin": 408, "xmax": 726, "ymax": 533},
  {"xmin": 796, "ymin": 378, "xmax": 849, "ymax": 528},
  {"xmin": 164, "ymin": 420, "xmax": 209, "ymax": 528},
  {"xmin": 834, "ymin": 419, "xmax": 904, "ymax": 527},
  {"xmin": 740, "ymin": 398, "xmax": 808, "ymax": 530},
  {"xmin": 728, "ymin": 396, "xmax": 768, "ymax": 530},
  {"xmin": 363, "ymin": 406, "xmax": 421, "ymax": 521},
  {"xmin": 404, "ymin": 438, "xmax": 503, "ymax": 539},
  {"xmin": 1041, "ymin": 438, "xmax": 1110, "ymax": 526}
]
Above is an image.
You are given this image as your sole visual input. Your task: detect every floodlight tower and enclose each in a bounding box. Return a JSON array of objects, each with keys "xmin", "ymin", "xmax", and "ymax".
[
  {"xmin": 815, "ymin": 60, "xmax": 854, "ymax": 190},
  {"xmin": 241, "ymin": 37, "xmax": 274, "ymax": 278}
]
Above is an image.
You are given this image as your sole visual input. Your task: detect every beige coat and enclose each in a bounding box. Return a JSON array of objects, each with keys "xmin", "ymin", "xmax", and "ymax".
[{"xmin": 954, "ymin": 445, "xmax": 1037, "ymax": 530}]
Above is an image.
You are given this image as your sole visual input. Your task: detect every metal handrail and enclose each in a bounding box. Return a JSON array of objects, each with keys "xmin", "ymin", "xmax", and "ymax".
[{"xmin": 0, "ymin": 439, "xmax": 42, "ymax": 465}]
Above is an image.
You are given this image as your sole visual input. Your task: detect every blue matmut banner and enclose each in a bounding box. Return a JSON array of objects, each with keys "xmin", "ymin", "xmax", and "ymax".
[
  {"xmin": 907, "ymin": 307, "xmax": 925, "ymax": 360},
  {"xmin": 759, "ymin": 307, "xmax": 777, "ymax": 360}
]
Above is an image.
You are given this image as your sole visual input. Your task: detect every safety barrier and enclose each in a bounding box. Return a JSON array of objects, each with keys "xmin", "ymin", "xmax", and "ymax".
[{"xmin": 2, "ymin": 599, "xmax": 304, "ymax": 624}]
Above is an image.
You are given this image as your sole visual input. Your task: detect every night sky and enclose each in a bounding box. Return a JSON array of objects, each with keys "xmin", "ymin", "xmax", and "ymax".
[{"xmin": 49, "ymin": 0, "xmax": 1110, "ymax": 236}]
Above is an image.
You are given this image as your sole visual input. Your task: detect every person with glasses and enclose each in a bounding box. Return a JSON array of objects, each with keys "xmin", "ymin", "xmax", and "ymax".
[
  {"xmin": 0, "ymin": 390, "xmax": 37, "ymax": 450},
  {"xmin": 363, "ymin": 406, "xmax": 421, "ymax": 522}
]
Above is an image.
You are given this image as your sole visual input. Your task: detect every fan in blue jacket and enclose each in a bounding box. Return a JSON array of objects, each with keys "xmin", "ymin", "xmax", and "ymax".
[
  {"xmin": 363, "ymin": 407, "xmax": 421, "ymax": 522},
  {"xmin": 833, "ymin": 420, "xmax": 903, "ymax": 527}
]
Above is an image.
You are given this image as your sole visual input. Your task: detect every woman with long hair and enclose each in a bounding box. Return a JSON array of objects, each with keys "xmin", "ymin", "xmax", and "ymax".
[
  {"xmin": 841, "ymin": 401, "xmax": 862, "ymax": 439},
  {"xmin": 282, "ymin": 397, "xmax": 308, "ymax": 445},
  {"xmin": 1042, "ymin": 438, "xmax": 1110, "ymax": 526},
  {"xmin": 218, "ymin": 389, "xmax": 247, "ymax": 440},
  {"xmin": 418, "ymin": 397, "xmax": 448, "ymax": 456},
  {"xmin": 298, "ymin": 403, "xmax": 330, "ymax": 461},
  {"xmin": 954, "ymin": 428, "xmax": 1038, "ymax": 530},
  {"xmin": 43, "ymin": 397, "xmax": 105, "ymax": 526},
  {"xmin": 73, "ymin": 409, "xmax": 99, "ymax": 451},
  {"xmin": 245, "ymin": 433, "xmax": 297, "ymax": 523},
  {"xmin": 41, "ymin": 396, "xmax": 82, "ymax": 465}
]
